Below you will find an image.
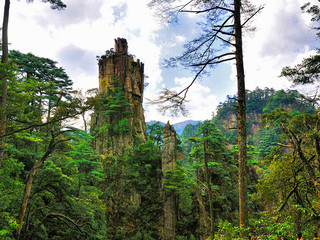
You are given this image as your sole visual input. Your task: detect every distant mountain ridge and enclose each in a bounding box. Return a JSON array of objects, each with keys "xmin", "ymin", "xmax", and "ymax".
[{"xmin": 147, "ymin": 120, "xmax": 202, "ymax": 135}]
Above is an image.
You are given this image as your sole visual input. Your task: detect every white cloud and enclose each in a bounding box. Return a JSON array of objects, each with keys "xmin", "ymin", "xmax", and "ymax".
[
  {"xmin": 241, "ymin": 0, "xmax": 318, "ymax": 92},
  {"xmin": 175, "ymin": 35, "xmax": 186, "ymax": 43},
  {"xmin": 175, "ymin": 77, "xmax": 218, "ymax": 120},
  {"xmin": 144, "ymin": 77, "xmax": 218, "ymax": 123}
]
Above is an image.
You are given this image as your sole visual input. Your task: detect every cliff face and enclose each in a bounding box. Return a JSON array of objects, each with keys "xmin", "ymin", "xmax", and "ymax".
[{"xmin": 91, "ymin": 38, "xmax": 146, "ymax": 157}]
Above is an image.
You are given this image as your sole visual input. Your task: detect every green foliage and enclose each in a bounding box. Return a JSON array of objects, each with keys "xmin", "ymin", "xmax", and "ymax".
[
  {"xmin": 246, "ymin": 88, "xmax": 276, "ymax": 113},
  {"xmin": 27, "ymin": 155, "xmax": 106, "ymax": 239},
  {"xmin": 249, "ymin": 213, "xmax": 295, "ymax": 239},
  {"xmin": 257, "ymin": 108, "xmax": 320, "ymax": 235},
  {"xmin": 14, "ymin": 127, "xmax": 106, "ymax": 239},
  {"xmin": 124, "ymin": 141, "xmax": 162, "ymax": 236},
  {"xmin": 146, "ymin": 121, "xmax": 164, "ymax": 145},
  {"xmin": 215, "ymin": 220, "xmax": 247, "ymax": 240},
  {"xmin": 9, "ymin": 50, "xmax": 73, "ymax": 103},
  {"xmin": 93, "ymin": 83, "xmax": 134, "ymax": 137},
  {"xmin": 114, "ymin": 118, "xmax": 130, "ymax": 133},
  {"xmin": 215, "ymin": 213, "xmax": 295, "ymax": 240},
  {"xmin": 164, "ymin": 163, "xmax": 193, "ymax": 195},
  {"xmin": 181, "ymin": 120, "xmax": 239, "ymax": 236},
  {"xmin": 179, "ymin": 123, "xmax": 200, "ymax": 157},
  {"xmin": 99, "ymin": 141, "xmax": 162, "ymax": 239},
  {"xmin": 214, "ymin": 88, "xmax": 316, "ymax": 146},
  {"xmin": 105, "ymin": 48, "xmax": 115, "ymax": 57},
  {"xmin": 0, "ymin": 50, "xmax": 107, "ymax": 239},
  {"xmin": 252, "ymin": 126, "xmax": 280, "ymax": 159},
  {"xmin": 65, "ymin": 128, "xmax": 103, "ymax": 184},
  {"xmin": 0, "ymin": 157, "xmax": 24, "ymax": 239},
  {"xmin": 129, "ymin": 61, "xmax": 138, "ymax": 71},
  {"xmin": 101, "ymin": 87, "xmax": 131, "ymax": 115},
  {"xmin": 281, "ymin": 51, "xmax": 320, "ymax": 85},
  {"xmin": 262, "ymin": 90, "xmax": 315, "ymax": 114},
  {"xmin": 41, "ymin": 0, "xmax": 66, "ymax": 10}
]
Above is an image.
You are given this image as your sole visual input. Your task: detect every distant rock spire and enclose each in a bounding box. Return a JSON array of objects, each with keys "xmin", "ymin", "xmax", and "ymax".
[
  {"xmin": 115, "ymin": 37, "xmax": 128, "ymax": 55},
  {"xmin": 91, "ymin": 38, "xmax": 146, "ymax": 156},
  {"xmin": 162, "ymin": 121, "xmax": 177, "ymax": 240}
]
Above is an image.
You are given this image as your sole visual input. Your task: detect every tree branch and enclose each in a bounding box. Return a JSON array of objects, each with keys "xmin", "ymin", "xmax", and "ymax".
[
  {"xmin": 29, "ymin": 211, "xmax": 95, "ymax": 238},
  {"xmin": 187, "ymin": 170, "xmax": 208, "ymax": 190},
  {"xmin": 191, "ymin": 52, "xmax": 236, "ymax": 67},
  {"xmin": 180, "ymin": 6, "xmax": 234, "ymax": 14},
  {"xmin": 241, "ymin": 6, "xmax": 264, "ymax": 28},
  {"xmin": 177, "ymin": 0, "xmax": 193, "ymax": 13},
  {"xmin": 3, "ymin": 112, "xmax": 82, "ymax": 137},
  {"xmin": 178, "ymin": 64, "xmax": 207, "ymax": 102},
  {"xmin": 276, "ymin": 142, "xmax": 293, "ymax": 148},
  {"xmin": 217, "ymin": 35, "xmax": 235, "ymax": 46},
  {"xmin": 288, "ymin": 129, "xmax": 320, "ymax": 188},
  {"xmin": 212, "ymin": 28, "xmax": 235, "ymax": 36},
  {"xmin": 278, "ymin": 182, "xmax": 299, "ymax": 212},
  {"xmin": 151, "ymin": 63, "xmax": 207, "ymax": 106},
  {"xmin": 175, "ymin": 14, "xmax": 234, "ymax": 64}
]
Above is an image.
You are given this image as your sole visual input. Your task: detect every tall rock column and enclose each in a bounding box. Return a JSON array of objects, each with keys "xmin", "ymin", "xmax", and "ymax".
[
  {"xmin": 91, "ymin": 38, "xmax": 146, "ymax": 157},
  {"xmin": 162, "ymin": 122, "xmax": 177, "ymax": 240}
]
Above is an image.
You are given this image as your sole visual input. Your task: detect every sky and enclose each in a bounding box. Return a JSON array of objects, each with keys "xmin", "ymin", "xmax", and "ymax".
[{"xmin": 1, "ymin": 0, "xmax": 319, "ymax": 126}]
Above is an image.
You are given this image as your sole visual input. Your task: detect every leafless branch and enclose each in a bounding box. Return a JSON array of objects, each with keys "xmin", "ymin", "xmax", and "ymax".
[
  {"xmin": 148, "ymin": 63, "xmax": 208, "ymax": 116},
  {"xmin": 177, "ymin": 0, "xmax": 193, "ymax": 13},
  {"xmin": 212, "ymin": 28, "xmax": 235, "ymax": 36},
  {"xmin": 180, "ymin": 6, "xmax": 234, "ymax": 14},
  {"xmin": 277, "ymin": 143, "xmax": 293, "ymax": 148},
  {"xmin": 278, "ymin": 182, "xmax": 299, "ymax": 212},
  {"xmin": 241, "ymin": 6, "xmax": 264, "ymax": 28},
  {"xmin": 191, "ymin": 55, "xmax": 236, "ymax": 67},
  {"xmin": 187, "ymin": 170, "xmax": 208, "ymax": 190},
  {"xmin": 214, "ymin": 24, "xmax": 234, "ymax": 28},
  {"xmin": 217, "ymin": 35, "xmax": 235, "ymax": 46},
  {"xmin": 178, "ymin": 64, "xmax": 207, "ymax": 102}
]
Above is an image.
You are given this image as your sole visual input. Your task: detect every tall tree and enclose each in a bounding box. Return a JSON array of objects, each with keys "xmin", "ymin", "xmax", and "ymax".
[
  {"xmin": 9, "ymin": 50, "xmax": 73, "ymax": 123},
  {"xmin": 188, "ymin": 121, "xmax": 238, "ymax": 238},
  {"xmin": 2, "ymin": 51, "xmax": 82, "ymax": 239},
  {"xmin": 0, "ymin": 0, "xmax": 66, "ymax": 167},
  {"xmin": 0, "ymin": 0, "xmax": 10, "ymax": 167},
  {"xmin": 148, "ymin": 0, "xmax": 262, "ymax": 229}
]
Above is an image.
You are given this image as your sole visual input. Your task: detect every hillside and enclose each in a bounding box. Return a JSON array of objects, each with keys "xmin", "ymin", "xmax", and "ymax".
[
  {"xmin": 147, "ymin": 120, "xmax": 202, "ymax": 136},
  {"xmin": 214, "ymin": 88, "xmax": 316, "ymax": 145}
]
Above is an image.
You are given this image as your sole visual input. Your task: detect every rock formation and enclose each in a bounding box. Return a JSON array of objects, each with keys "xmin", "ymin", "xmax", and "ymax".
[
  {"xmin": 91, "ymin": 38, "xmax": 146, "ymax": 157},
  {"xmin": 162, "ymin": 121, "xmax": 177, "ymax": 240}
]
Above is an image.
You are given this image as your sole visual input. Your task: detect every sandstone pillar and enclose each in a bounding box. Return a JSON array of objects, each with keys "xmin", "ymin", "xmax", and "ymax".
[
  {"xmin": 91, "ymin": 38, "xmax": 146, "ymax": 157},
  {"xmin": 162, "ymin": 122, "xmax": 177, "ymax": 240}
]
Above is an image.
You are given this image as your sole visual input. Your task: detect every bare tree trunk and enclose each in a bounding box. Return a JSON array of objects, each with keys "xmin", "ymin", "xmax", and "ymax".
[
  {"xmin": 194, "ymin": 184, "xmax": 209, "ymax": 239},
  {"xmin": 203, "ymin": 139, "xmax": 214, "ymax": 239},
  {"xmin": 16, "ymin": 161, "xmax": 42, "ymax": 239},
  {"xmin": 82, "ymin": 112, "xmax": 87, "ymax": 132},
  {"xmin": 16, "ymin": 135, "xmax": 56, "ymax": 239},
  {"xmin": 0, "ymin": 0, "xmax": 10, "ymax": 167},
  {"xmin": 234, "ymin": 0, "xmax": 248, "ymax": 231}
]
